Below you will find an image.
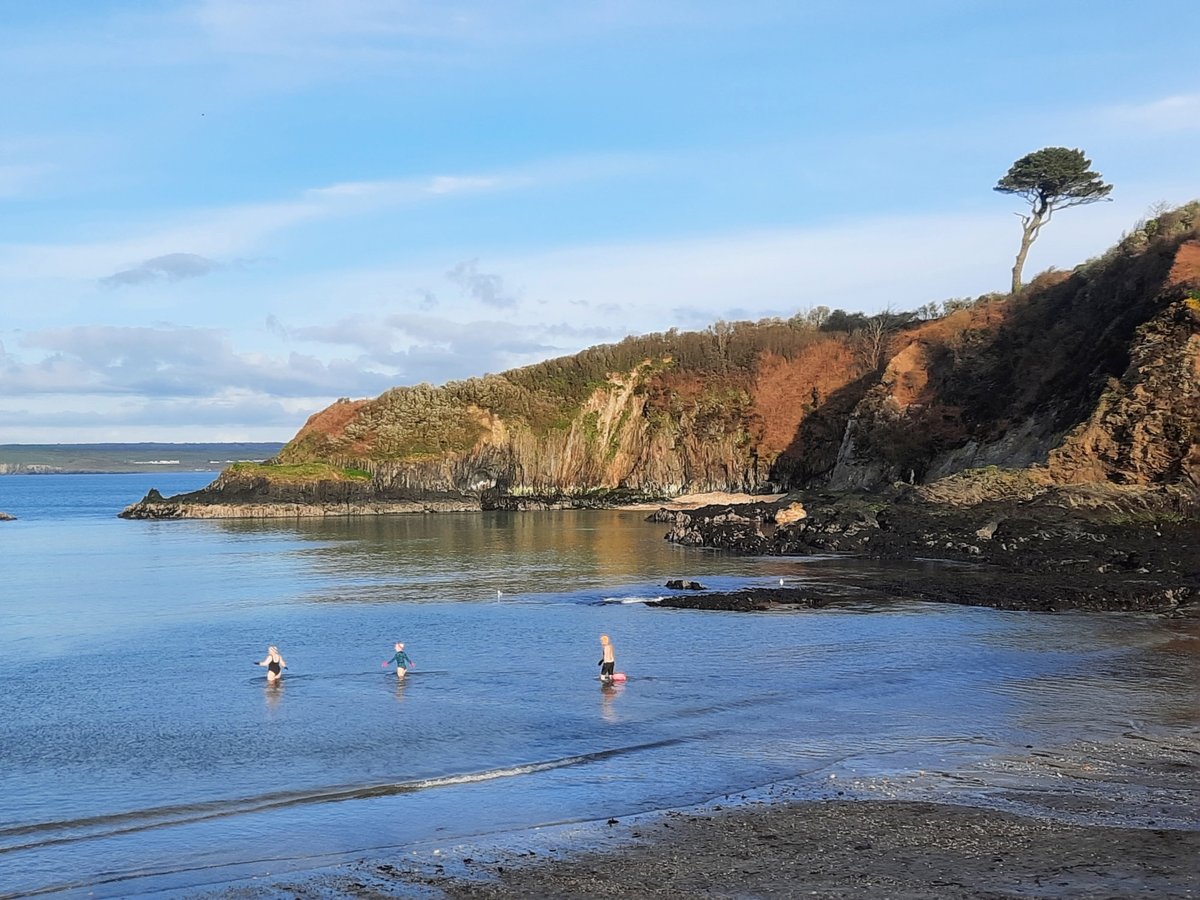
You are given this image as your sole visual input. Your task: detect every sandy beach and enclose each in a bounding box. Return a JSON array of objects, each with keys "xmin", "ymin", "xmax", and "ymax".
[
  {"xmin": 619, "ymin": 491, "xmax": 789, "ymax": 512},
  {"xmin": 232, "ymin": 801, "xmax": 1200, "ymax": 899},
  {"xmin": 223, "ymin": 734, "xmax": 1200, "ymax": 898},
  {"xmin": 412, "ymin": 802, "xmax": 1198, "ymax": 899}
]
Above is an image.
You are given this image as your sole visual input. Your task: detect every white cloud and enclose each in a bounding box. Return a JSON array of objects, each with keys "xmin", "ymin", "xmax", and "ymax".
[
  {"xmin": 492, "ymin": 207, "xmax": 1136, "ymax": 330},
  {"xmin": 1098, "ymin": 93, "xmax": 1200, "ymax": 134},
  {"xmin": 5, "ymin": 324, "xmax": 396, "ymax": 399},
  {"xmin": 250, "ymin": 199, "xmax": 1158, "ymax": 370},
  {"xmin": 191, "ymin": 0, "xmax": 475, "ymax": 59},
  {"xmin": 446, "ymin": 259, "xmax": 518, "ymax": 309},
  {"xmin": 100, "ymin": 252, "xmax": 224, "ymax": 287},
  {"xmin": 0, "ymin": 392, "xmax": 316, "ymax": 443},
  {"xmin": 0, "ymin": 162, "xmax": 54, "ymax": 198},
  {"xmin": 0, "ymin": 160, "xmax": 628, "ymax": 282},
  {"xmin": 186, "ymin": 0, "xmax": 741, "ymax": 66}
]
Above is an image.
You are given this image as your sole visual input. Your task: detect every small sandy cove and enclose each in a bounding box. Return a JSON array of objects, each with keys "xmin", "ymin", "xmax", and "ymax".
[{"xmin": 621, "ymin": 491, "xmax": 786, "ymax": 511}]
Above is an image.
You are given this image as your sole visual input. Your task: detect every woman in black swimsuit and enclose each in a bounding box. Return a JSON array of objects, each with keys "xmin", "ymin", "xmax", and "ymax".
[{"xmin": 256, "ymin": 645, "xmax": 287, "ymax": 682}]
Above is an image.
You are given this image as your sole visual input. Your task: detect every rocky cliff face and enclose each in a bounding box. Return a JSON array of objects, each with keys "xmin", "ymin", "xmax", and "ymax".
[
  {"xmin": 123, "ymin": 208, "xmax": 1200, "ymax": 518},
  {"xmin": 281, "ymin": 366, "xmax": 779, "ymax": 502},
  {"xmin": 827, "ymin": 229, "xmax": 1200, "ymax": 493}
]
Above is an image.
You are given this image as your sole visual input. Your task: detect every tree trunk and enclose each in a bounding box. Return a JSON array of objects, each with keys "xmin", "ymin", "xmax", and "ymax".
[{"xmin": 1011, "ymin": 211, "xmax": 1044, "ymax": 294}]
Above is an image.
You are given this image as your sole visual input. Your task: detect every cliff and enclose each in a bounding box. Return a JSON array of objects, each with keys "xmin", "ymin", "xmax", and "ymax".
[{"xmin": 122, "ymin": 204, "xmax": 1200, "ymax": 519}]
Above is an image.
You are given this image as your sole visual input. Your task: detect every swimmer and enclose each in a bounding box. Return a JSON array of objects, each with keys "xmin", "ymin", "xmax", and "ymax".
[
  {"xmin": 383, "ymin": 642, "xmax": 413, "ymax": 679},
  {"xmin": 598, "ymin": 633, "xmax": 615, "ymax": 683},
  {"xmin": 256, "ymin": 645, "xmax": 287, "ymax": 683}
]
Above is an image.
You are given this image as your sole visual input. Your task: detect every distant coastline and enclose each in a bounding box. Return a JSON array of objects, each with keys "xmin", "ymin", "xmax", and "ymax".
[{"xmin": 0, "ymin": 442, "xmax": 283, "ymax": 475}]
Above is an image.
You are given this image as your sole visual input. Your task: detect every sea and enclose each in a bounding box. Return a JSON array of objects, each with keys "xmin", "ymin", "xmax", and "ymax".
[{"xmin": 1, "ymin": 472, "xmax": 1197, "ymax": 897}]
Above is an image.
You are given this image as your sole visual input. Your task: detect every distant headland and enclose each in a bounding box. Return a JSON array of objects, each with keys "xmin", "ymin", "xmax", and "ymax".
[{"xmin": 0, "ymin": 443, "xmax": 284, "ymax": 475}]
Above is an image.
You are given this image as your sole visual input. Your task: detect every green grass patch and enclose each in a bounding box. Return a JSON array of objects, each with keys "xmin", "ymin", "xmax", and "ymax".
[{"xmin": 227, "ymin": 462, "xmax": 372, "ymax": 483}]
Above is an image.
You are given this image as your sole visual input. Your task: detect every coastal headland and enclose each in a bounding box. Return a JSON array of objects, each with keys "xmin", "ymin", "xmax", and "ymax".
[{"xmin": 120, "ymin": 207, "xmax": 1199, "ymax": 616}]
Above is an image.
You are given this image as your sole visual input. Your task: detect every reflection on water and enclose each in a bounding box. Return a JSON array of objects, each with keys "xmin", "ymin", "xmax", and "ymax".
[
  {"xmin": 393, "ymin": 677, "xmax": 409, "ymax": 705},
  {"xmin": 0, "ymin": 476, "xmax": 1197, "ymax": 896},
  {"xmin": 600, "ymin": 682, "xmax": 623, "ymax": 723}
]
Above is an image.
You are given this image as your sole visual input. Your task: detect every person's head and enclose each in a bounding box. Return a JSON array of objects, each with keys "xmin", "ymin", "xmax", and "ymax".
[
  {"xmin": 600, "ymin": 634, "xmax": 610, "ymax": 645},
  {"xmin": 395, "ymin": 642, "xmax": 404, "ymax": 651},
  {"xmin": 268, "ymin": 645, "xmax": 279, "ymax": 656}
]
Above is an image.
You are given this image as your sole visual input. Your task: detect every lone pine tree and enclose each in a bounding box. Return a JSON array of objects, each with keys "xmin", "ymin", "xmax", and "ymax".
[{"xmin": 995, "ymin": 147, "xmax": 1112, "ymax": 293}]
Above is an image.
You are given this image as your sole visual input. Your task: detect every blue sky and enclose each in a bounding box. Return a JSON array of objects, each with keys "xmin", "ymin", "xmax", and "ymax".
[{"xmin": 1, "ymin": 0, "xmax": 1196, "ymax": 442}]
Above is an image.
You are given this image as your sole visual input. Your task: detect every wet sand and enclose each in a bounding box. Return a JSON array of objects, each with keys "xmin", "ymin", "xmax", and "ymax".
[
  {"xmin": 229, "ymin": 735, "xmax": 1200, "ymax": 898},
  {"xmin": 247, "ymin": 800, "xmax": 1198, "ymax": 899},
  {"xmin": 420, "ymin": 802, "xmax": 1198, "ymax": 899}
]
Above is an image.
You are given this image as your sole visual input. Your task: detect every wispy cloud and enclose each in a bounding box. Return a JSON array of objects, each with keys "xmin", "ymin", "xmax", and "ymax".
[
  {"xmin": 1, "ymin": 310, "xmax": 603, "ymax": 419},
  {"xmin": 1098, "ymin": 93, "xmax": 1200, "ymax": 134},
  {"xmin": 0, "ymin": 162, "xmax": 54, "ymax": 198},
  {"xmin": 190, "ymin": 0, "xmax": 482, "ymax": 63},
  {"xmin": 0, "ymin": 390, "xmax": 326, "ymax": 442},
  {"xmin": 276, "ymin": 316, "xmax": 397, "ymax": 356},
  {"xmin": 0, "ymin": 160, "xmax": 626, "ymax": 281},
  {"xmin": 187, "ymin": 0, "xmax": 741, "ymax": 68},
  {"xmin": 446, "ymin": 259, "xmax": 518, "ymax": 309},
  {"xmin": 100, "ymin": 252, "xmax": 224, "ymax": 287},
  {"xmin": 5, "ymin": 325, "xmax": 394, "ymax": 398}
]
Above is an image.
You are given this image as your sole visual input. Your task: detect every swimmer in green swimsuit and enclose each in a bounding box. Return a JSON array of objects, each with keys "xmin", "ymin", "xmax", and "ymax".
[{"xmin": 383, "ymin": 642, "xmax": 413, "ymax": 679}]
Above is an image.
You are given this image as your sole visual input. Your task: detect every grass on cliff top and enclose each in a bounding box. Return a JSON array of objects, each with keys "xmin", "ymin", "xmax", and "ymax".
[{"xmin": 227, "ymin": 462, "xmax": 372, "ymax": 482}]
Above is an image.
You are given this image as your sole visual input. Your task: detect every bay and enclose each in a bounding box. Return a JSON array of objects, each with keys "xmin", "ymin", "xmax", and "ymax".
[{"xmin": 0, "ymin": 474, "xmax": 1196, "ymax": 896}]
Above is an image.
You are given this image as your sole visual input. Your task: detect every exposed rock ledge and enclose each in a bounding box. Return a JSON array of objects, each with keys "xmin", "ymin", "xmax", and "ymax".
[
  {"xmin": 646, "ymin": 478, "xmax": 1199, "ymax": 615},
  {"xmin": 118, "ymin": 478, "xmax": 779, "ymax": 520},
  {"xmin": 119, "ymin": 488, "xmax": 479, "ymax": 519}
]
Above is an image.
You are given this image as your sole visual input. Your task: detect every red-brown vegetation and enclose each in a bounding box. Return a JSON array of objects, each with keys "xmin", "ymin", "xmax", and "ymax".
[{"xmin": 751, "ymin": 339, "xmax": 859, "ymax": 455}]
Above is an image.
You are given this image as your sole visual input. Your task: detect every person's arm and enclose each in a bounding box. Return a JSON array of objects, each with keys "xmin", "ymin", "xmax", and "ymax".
[{"xmin": 256, "ymin": 655, "xmax": 270, "ymax": 666}]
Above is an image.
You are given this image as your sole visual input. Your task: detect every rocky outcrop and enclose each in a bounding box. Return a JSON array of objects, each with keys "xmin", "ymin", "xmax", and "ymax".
[
  {"xmin": 119, "ymin": 490, "xmax": 476, "ymax": 519},
  {"xmin": 118, "ymin": 481, "xmax": 483, "ymax": 519},
  {"xmin": 1047, "ymin": 297, "xmax": 1200, "ymax": 488},
  {"xmin": 658, "ymin": 503, "xmax": 778, "ymax": 551},
  {"xmin": 0, "ymin": 511, "xmax": 15, "ymax": 521},
  {"xmin": 774, "ymin": 501, "xmax": 807, "ymax": 525},
  {"xmin": 651, "ymin": 485, "xmax": 1199, "ymax": 614}
]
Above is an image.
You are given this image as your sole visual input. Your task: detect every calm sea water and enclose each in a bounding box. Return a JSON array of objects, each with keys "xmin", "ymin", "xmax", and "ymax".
[{"xmin": 1, "ymin": 474, "xmax": 1197, "ymax": 896}]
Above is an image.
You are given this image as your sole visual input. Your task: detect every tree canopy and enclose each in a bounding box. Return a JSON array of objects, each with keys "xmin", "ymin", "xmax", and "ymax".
[{"xmin": 995, "ymin": 147, "xmax": 1112, "ymax": 293}]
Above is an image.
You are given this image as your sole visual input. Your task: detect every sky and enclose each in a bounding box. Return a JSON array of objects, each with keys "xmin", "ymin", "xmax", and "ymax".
[{"xmin": 1, "ymin": 1, "xmax": 1197, "ymax": 443}]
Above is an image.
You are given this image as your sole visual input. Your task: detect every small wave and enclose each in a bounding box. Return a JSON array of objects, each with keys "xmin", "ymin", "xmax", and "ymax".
[
  {"xmin": 0, "ymin": 737, "xmax": 687, "ymax": 857},
  {"xmin": 596, "ymin": 595, "xmax": 656, "ymax": 605}
]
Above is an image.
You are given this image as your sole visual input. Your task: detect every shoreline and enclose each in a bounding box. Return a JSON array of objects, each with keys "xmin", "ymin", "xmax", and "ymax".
[
  {"xmin": 337, "ymin": 800, "xmax": 1200, "ymax": 899},
  {"xmin": 116, "ymin": 489, "xmax": 783, "ymax": 519},
  {"xmin": 217, "ymin": 732, "xmax": 1200, "ymax": 898}
]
